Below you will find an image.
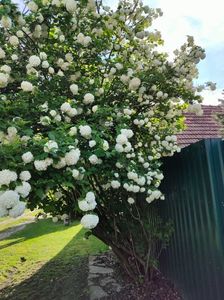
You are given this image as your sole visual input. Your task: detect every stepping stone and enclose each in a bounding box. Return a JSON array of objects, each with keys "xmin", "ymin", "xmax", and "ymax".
[
  {"xmin": 89, "ymin": 285, "xmax": 108, "ymax": 300},
  {"xmin": 100, "ymin": 277, "xmax": 116, "ymax": 286},
  {"xmin": 89, "ymin": 265, "xmax": 113, "ymax": 274}
]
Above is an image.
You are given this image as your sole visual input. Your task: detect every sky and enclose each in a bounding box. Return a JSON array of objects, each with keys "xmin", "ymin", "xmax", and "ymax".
[{"xmin": 12, "ymin": 0, "xmax": 224, "ymax": 105}]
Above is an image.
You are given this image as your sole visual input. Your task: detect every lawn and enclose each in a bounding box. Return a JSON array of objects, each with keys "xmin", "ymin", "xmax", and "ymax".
[
  {"xmin": 0, "ymin": 210, "xmax": 37, "ymax": 233},
  {"xmin": 0, "ymin": 218, "xmax": 108, "ymax": 300}
]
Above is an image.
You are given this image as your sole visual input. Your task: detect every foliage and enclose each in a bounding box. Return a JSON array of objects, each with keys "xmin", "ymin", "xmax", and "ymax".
[{"xmin": 0, "ymin": 0, "xmax": 213, "ymax": 280}]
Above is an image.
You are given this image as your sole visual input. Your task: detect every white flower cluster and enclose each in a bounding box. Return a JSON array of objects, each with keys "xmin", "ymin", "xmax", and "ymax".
[
  {"xmin": 129, "ymin": 77, "xmax": 141, "ymax": 91},
  {"xmin": 78, "ymin": 191, "xmax": 97, "ymax": 211},
  {"xmin": 0, "ymin": 72, "xmax": 10, "ymax": 88},
  {"xmin": 187, "ymin": 103, "xmax": 203, "ymax": 116},
  {"xmin": 79, "ymin": 125, "xmax": 92, "ymax": 138},
  {"xmin": 60, "ymin": 102, "xmax": 78, "ymax": 118},
  {"xmin": 34, "ymin": 158, "xmax": 53, "ymax": 171},
  {"xmin": 65, "ymin": 148, "xmax": 81, "ymax": 166},
  {"xmin": 65, "ymin": 0, "xmax": 77, "ymax": 13},
  {"xmin": 22, "ymin": 152, "xmax": 34, "ymax": 164},
  {"xmin": 0, "ymin": 169, "xmax": 32, "ymax": 218},
  {"xmin": 83, "ymin": 93, "xmax": 94, "ymax": 105},
  {"xmin": 80, "ymin": 214, "xmax": 99, "ymax": 229},
  {"xmin": 76, "ymin": 33, "xmax": 92, "ymax": 47},
  {"xmin": 21, "ymin": 81, "xmax": 34, "ymax": 92},
  {"xmin": 89, "ymin": 154, "xmax": 102, "ymax": 165},
  {"xmin": 115, "ymin": 129, "xmax": 134, "ymax": 153},
  {"xmin": 0, "ymin": 170, "xmax": 17, "ymax": 187},
  {"xmin": 44, "ymin": 140, "xmax": 59, "ymax": 153}
]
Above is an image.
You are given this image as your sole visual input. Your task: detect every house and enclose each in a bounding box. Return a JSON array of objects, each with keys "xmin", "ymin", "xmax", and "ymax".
[{"xmin": 177, "ymin": 105, "xmax": 223, "ymax": 148}]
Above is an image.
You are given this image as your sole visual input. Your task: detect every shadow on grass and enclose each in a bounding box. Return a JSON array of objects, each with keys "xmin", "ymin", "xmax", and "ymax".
[{"xmin": 0, "ymin": 220, "xmax": 107, "ymax": 300}]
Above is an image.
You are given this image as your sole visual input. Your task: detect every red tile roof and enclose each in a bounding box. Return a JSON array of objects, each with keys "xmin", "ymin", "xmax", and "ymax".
[{"xmin": 177, "ymin": 105, "xmax": 223, "ymax": 148}]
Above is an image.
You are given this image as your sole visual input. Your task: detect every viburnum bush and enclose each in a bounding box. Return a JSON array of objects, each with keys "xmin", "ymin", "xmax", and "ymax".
[{"xmin": 0, "ymin": 0, "xmax": 215, "ymax": 281}]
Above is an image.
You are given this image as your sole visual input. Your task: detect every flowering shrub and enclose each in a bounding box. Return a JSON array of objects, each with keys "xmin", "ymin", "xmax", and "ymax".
[{"xmin": 0, "ymin": 0, "xmax": 213, "ymax": 280}]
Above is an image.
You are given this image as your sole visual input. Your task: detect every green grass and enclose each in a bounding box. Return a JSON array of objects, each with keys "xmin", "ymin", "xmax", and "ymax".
[{"xmin": 0, "ymin": 219, "xmax": 108, "ymax": 299}]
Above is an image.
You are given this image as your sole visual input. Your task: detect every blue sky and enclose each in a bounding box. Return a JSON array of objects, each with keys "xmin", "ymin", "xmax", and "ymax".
[{"xmin": 12, "ymin": 0, "xmax": 224, "ymax": 104}]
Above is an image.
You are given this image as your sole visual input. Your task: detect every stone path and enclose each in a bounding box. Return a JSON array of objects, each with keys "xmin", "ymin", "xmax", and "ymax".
[{"xmin": 88, "ymin": 254, "xmax": 122, "ymax": 300}]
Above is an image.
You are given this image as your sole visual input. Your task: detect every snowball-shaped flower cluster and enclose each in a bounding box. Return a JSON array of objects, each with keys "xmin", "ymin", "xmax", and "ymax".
[
  {"xmin": 146, "ymin": 190, "xmax": 162, "ymax": 204},
  {"xmin": 65, "ymin": 0, "xmax": 77, "ymax": 13},
  {"xmin": 0, "ymin": 190, "xmax": 26, "ymax": 218},
  {"xmin": 20, "ymin": 171, "xmax": 31, "ymax": 181},
  {"xmin": 78, "ymin": 191, "xmax": 97, "ymax": 212},
  {"xmin": 60, "ymin": 102, "xmax": 78, "ymax": 118},
  {"xmin": 21, "ymin": 81, "xmax": 34, "ymax": 92},
  {"xmin": 79, "ymin": 125, "xmax": 92, "ymax": 138},
  {"xmin": 22, "ymin": 152, "xmax": 34, "ymax": 164},
  {"xmin": 44, "ymin": 140, "xmax": 59, "ymax": 153},
  {"xmin": 65, "ymin": 148, "xmax": 81, "ymax": 165},
  {"xmin": 115, "ymin": 129, "xmax": 134, "ymax": 153},
  {"xmin": 129, "ymin": 77, "xmax": 141, "ymax": 91},
  {"xmin": 34, "ymin": 158, "xmax": 53, "ymax": 171},
  {"xmin": 83, "ymin": 93, "xmax": 94, "ymax": 105},
  {"xmin": 111, "ymin": 180, "xmax": 121, "ymax": 189},
  {"xmin": 0, "ymin": 72, "xmax": 9, "ymax": 88},
  {"xmin": 29, "ymin": 55, "xmax": 41, "ymax": 67},
  {"xmin": 16, "ymin": 181, "xmax": 31, "ymax": 198},
  {"xmin": 187, "ymin": 103, "xmax": 203, "ymax": 116},
  {"xmin": 70, "ymin": 84, "xmax": 78, "ymax": 95},
  {"xmin": 76, "ymin": 33, "xmax": 92, "ymax": 47},
  {"xmin": 80, "ymin": 214, "xmax": 99, "ymax": 229},
  {"xmin": 0, "ymin": 170, "xmax": 17, "ymax": 187}
]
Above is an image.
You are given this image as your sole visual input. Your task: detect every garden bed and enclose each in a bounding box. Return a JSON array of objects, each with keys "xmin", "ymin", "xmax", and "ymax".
[{"xmin": 89, "ymin": 252, "xmax": 183, "ymax": 300}]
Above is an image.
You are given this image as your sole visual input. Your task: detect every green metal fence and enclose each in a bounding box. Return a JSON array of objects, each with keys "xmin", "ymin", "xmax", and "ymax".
[{"xmin": 159, "ymin": 138, "xmax": 224, "ymax": 300}]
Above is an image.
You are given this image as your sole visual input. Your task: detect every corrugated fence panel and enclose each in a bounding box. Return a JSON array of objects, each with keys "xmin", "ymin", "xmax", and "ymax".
[{"xmin": 159, "ymin": 138, "xmax": 224, "ymax": 300}]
